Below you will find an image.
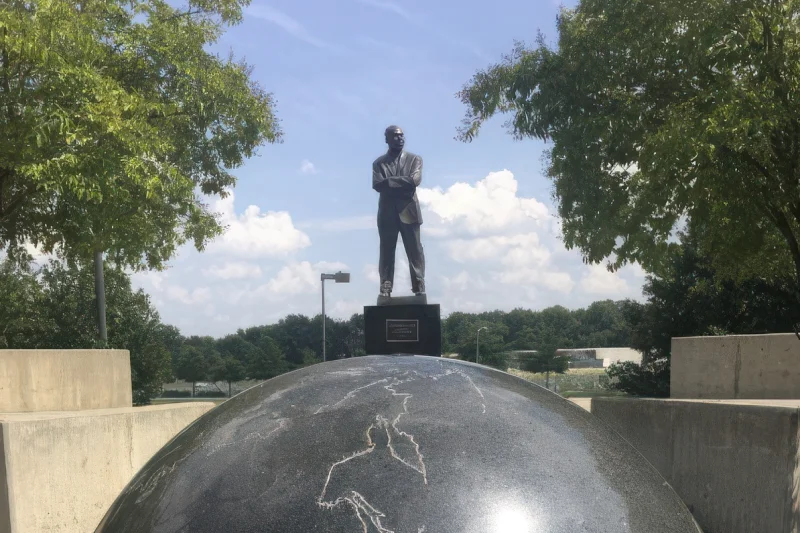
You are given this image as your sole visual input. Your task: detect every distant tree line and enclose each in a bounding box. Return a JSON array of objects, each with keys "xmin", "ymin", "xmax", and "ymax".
[
  {"xmin": 3, "ymin": 229, "xmax": 797, "ymax": 403},
  {"xmin": 170, "ymin": 313, "xmax": 366, "ymax": 397}
]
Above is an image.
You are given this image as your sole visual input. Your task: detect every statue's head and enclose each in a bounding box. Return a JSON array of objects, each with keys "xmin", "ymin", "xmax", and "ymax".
[{"xmin": 384, "ymin": 125, "xmax": 405, "ymax": 152}]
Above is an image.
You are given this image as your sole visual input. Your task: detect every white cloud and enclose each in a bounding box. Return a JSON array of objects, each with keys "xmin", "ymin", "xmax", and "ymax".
[
  {"xmin": 135, "ymin": 270, "xmax": 167, "ymax": 292},
  {"xmin": 363, "ymin": 263, "xmax": 380, "ymax": 284},
  {"xmin": 166, "ymin": 286, "xmax": 211, "ymax": 305},
  {"xmin": 419, "ymin": 171, "xmax": 571, "ymax": 296},
  {"xmin": 580, "ymin": 264, "xmax": 629, "ymax": 295},
  {"xmin": 24, "ymin": 242, "xmax": 48, "ymax": 261},
  {"xmin": 298, "ymin": 215, "xmax": 374, "ymax": 232},
  {"xmin": 126, "ymin": 169, "xmax": 646, "ymax": 338},
  {"xmin": 210, "ymin": 191, "xmax": 311, "ymax": 259},
  {"xmin": 391, "ymin": 256, "xmax": 412, "ymax": 294},
  {"xmin": 628, "ymin": 262, "xmax": 647, "ymax": 278},
  {"xmin": 246, "ymin": 5, "xmax": 332, "ymax": 49},
  {"xmin": 356, "ymin": 0, "xmax": 417, "ymax": 22},
  {"xmin": 418, "ymin": 170, "xmax": 550, "ymax": 236},
  {"xmin": 331, "ymin": 299, "xmax": 363, "ymax": 318},
  {"xmin": 447, "ymin": 233, "xmax": 551, "ymax": 267},
  {"xmin": 262, "ymin": 260, "xmax": 349, "ymax": 296},
  {"xmin": 496, "ymin": 269, "xmax": 575, "ymax": 294},
  {"xmin": 203, "ymin": 262, "xmax": 262, "ymax": 280},
  {"xmin": 300, "ymin": 160, "xmax": 318, "ymax": 175},
  {"xmin": 361, "ymin": 257, "xmax": 413, "ymax": 294},
  {"xmin": 440, "ymin": 270, "xmax": 482, "ymax": 292}
]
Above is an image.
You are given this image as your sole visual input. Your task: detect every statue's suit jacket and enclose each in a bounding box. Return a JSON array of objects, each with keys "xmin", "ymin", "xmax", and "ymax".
[{"xmin": 372, "ymin": 150, "xmax": 423, "ymax": 225}]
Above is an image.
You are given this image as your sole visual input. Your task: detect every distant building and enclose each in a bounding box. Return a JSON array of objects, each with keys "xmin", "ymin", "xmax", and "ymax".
[
  {"xmin": 505, "ymin": 350, "xmax": 538, "ymax": 370},
  {"xmin": 556, "ymin": 348, "xmax": 642, "ymax": 369}
]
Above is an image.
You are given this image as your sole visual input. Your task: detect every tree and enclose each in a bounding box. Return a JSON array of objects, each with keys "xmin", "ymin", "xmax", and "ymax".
[
  {"xmin": 216, "ymin": 334, "xmax": 259, "ymax": 367},
  {"xmin": 176, "ymin": 345, "xmax": 209, "ymax": 397},
  {"xmin": 607, "ymin": 228, "xmax": 796, "ymax": 396},
  {"xmin": 0, "ymin": 0, "xmax": 281, "ymax": 338},
  {"xmin": 345, "ymin": 313, "xmax": 366, "ymax": 358},
  {"xmin": 247, "ymin": 335, "xmax": 288, "ymax": 380},
  {"xmin": 268, "ymin": 315, "xmax": 314, "ymax": 365},
  {"xmin": 210, "ymin": 356, "xmax": 245, "ymax": 397},
  {"xmin": 300, "ymin": 347, "xmax": 321, "ymax": 367},
  {"xmin": 634, "ymin": 229, "xmax": 796, "ymax": 360},
  {"xmin": 0, "ymin": 254, "xmax": 46, "ymax": 348},
  {"xmin": 0, "ymin": 256, "xmax": 174, "ymax": 404},
  {"xmin": 578, "ymin": 301, "xmax": 631, "ymax": 348},
  {"xmin": 457, "ymin": 0, "xmax": 800, "ymax": 301},
  {"xmin": 523, "ymin": 307, "xmax": 574, "ymax": 388},
  {"xmin": 447, "ymin": 315, "xmax": 509, "ymax": 368},
  {"xmin": 607, "ymin": 360, "xmax": 671, "ymax": 397}
]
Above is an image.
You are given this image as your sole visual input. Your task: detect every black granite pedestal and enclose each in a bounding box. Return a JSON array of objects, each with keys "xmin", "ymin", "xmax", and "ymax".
[
  {"xmin": 364, "ymin": 303, "xmax": 441, "ymax": 356},
  {"xmin": 95, "ymin": 356, "xmax": 702, "ymax": 533}
]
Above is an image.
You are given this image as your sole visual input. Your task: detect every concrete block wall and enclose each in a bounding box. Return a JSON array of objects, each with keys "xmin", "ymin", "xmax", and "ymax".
[
  {"xmin": 0, "ymin": 350, "xmax": 132, "ymax": 412},
  {"xmin": 592, "ymin": 397, "xmax": 800, "ymax": 533},
  {"xmin": 1, "ymin": 404, "xmax": 215, "ymax": 533},
  {"xmin": 671, "ymin": 333, "xmax": 800, "ymax": 399},
  {"xmin": 0, "ymin": 349, "xmax": 216, "ymax": 533}
]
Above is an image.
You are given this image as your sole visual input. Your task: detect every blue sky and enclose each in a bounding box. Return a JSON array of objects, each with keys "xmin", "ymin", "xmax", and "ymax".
[{"xmin": 128, "ymin": 0, "xmax": 646, "ymax": 336}]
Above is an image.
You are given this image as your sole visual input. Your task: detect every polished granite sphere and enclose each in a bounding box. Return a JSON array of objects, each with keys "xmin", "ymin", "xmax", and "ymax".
[{"xmin": 96, "ymin": 356, "xmax": 701, "ymax": 533}]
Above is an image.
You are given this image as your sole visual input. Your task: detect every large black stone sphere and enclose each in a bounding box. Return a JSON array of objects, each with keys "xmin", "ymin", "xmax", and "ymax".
[{"xmin": 97, "ymin": 356, "xmax": 700, "ymax": 533}]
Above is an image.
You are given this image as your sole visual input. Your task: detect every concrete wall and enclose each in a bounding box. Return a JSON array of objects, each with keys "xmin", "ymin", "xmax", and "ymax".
[
  {"xmin": 592, "ymin": 397, "xmax": 800, "ymax": 533},
  {"xmin": 0, "ymin": 350, "xmax": 132, "ymax": 412},
  {"xmin": 672, "ymin": 334, "xmax": 800, "ymax": 399},
  {"xmin": 0, "ymin": 403, "xmax": 215, "ymax": 533}
]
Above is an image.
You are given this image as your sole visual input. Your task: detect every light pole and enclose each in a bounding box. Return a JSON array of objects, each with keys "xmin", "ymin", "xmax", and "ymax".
[
  {"xmin": 321, "ymin": 271, "xmax": 350, "ymax": 362},
  {"xmin": 476, "ymin": 326, "xmax": 488, "ymax": 364}
]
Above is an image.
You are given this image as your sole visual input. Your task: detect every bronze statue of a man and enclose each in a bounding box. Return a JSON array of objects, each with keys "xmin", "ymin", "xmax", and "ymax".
[{"xmin": 372, "ymin": 125, "xmax": 426, "ymax": 297}]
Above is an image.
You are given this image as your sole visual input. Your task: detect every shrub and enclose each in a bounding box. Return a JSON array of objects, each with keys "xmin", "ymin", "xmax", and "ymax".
[
  {"xmin": 606, "ymin": 359, "xmax": 670, "ymax": 397},
  {"xmin": 478, "ymin": 351, "xmax": 509, "ymax": 370}
]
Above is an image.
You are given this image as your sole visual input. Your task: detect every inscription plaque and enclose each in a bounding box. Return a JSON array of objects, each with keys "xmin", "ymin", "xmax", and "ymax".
[{"xmin": 386, "ymin": 319, "xmax": 419, "ymax": 342}]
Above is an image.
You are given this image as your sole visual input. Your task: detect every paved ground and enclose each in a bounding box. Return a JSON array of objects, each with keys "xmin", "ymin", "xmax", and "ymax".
[{"xmin": 569, "ymin": 398, "xmax": 592, "ymax": 412}]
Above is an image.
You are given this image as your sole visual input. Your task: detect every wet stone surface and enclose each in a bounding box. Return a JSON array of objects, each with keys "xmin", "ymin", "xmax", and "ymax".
[{"xmin": 96, "ymin": 356, "xmax": 701, "ymax": 533}]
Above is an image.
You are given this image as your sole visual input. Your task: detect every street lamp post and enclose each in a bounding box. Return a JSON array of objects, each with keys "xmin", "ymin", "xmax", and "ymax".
[
  {"xmin": 321, "ymin": 271, "xmax": 350, "ymax": 362},
  {"xmin": 476, "ymin": 326, "xmax": 488, "ymax": 364}
]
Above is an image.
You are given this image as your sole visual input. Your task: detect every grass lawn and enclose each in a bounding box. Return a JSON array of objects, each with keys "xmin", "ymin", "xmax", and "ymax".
[
  {"xmin": 508, "ymin": 368, "xmax": 616, "ymax": 396},
  {"xmin": 151, "ymin": 398, "xmax": 228, "ymax": 406}
]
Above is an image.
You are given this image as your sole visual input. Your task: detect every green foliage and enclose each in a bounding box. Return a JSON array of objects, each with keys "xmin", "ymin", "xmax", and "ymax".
[
  {"xmin": 629, "ymin": 230, "xmax": 797, "ymax": 361},
  {"xmin": 210, "ymin": 356, "xmax": 245, "ymax": 385},
  {"xmin": 0, "ymin": 252, "xmax": 45, "ymax": 347},
  {"xmin": 443, "ymin": 302, "xmax": 639, "ymax": 370},
  {"xmin": 520, "ymin": 352, "xmax": 570, "ymax": 375},
  {"xmin": 247, "ymin": 335, "xmax": 288, "ymax": 380},
  {"xmin": 442, "ymin": 312, "xmax": 508, "ymax": 363},
  {"xmin": 606, "ymin": 227, "xmax": 796, "ymax": 396},
  {"xmin": 0, "ymin": 0, "xmax": 281, "ymax": 271},
  {"xmin": 0, "ymin": 255, "xmax": 173, "ymax": 404},
  {"xmin": 300, "ymin": 347, "xmax": 322, "ymax": 366},
  {"xmin": 458, "ymin": 0, "xmax": 800, "ymax": 289},
  {"xmin": 175, "ymin": 345, "xmax": 209, "ymax": 385},
  {"xmin": 606, "ymin": 360, "xmax": 670, "ymax": 398}
]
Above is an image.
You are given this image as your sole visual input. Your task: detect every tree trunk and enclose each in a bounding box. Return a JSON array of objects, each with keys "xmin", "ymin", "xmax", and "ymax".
[
  {"xmin": 228, "ymin": 381, "xmax": 232, "ymax": 398},
  {"xmin": 765, "ymin": 207, "xmax": 800, "ymax": 338},
  {"xmin": 546, "ymin": 370, "xmax": 550, "ymax": 389},
  {"xmin": 94, "ymin": 250, "xmax": 107, "ymax": 343},
  {"xmin": 192, "ymin": 381, "xmax": 195, "ymax": 398}
]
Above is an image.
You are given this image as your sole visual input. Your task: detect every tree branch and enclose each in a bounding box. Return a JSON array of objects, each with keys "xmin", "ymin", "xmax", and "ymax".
[
  {"xmin": 770, "ymin": 206, "xmax": 800, "ymax": 286},
  {"xmin": 0, "ymin": 183, "xmax": 35, "ymax": 223},
  {"xmin": 158, "ymin": 9, "xmax": 204, "ymax": 24}
]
